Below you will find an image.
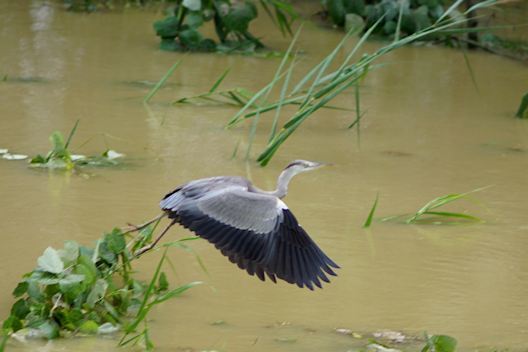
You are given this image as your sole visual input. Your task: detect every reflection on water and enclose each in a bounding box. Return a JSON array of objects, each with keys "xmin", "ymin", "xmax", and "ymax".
[{"xmin": 1, "ymin": 1, "xmax": 528, "ymax": 351}]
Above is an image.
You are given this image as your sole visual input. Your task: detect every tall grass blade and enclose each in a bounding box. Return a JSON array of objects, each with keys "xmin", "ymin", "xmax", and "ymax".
[
  {"xmin": 363, "ymin": 193, "xmax": 379, "ymax": 228},
  {"xmin": 435, "ymin": 0, "xmax": 465, "ymax": 24},
  {"xmin": 143, "ymin": 61, "xmax": 181, "ymax": 103},
  {"xmin": 394, "ymin": 1, "xmax": 404, "ymax": 42},
  {"xmin": 64, "ymin": 119, "xmax": 80, "ymax": 150},
  {"xmin": 209, "ymin": 68, "xmax": 231, "ymax": 93},
  {"xmin": 269, "ymin": 54, "xmax": 297, "ymax": 142}
]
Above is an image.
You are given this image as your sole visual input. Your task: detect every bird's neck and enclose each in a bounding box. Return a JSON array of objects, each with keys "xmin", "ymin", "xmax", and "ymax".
[{"xmin": 272, "ymin": 168, "xmax": 298, "ymax": 199}]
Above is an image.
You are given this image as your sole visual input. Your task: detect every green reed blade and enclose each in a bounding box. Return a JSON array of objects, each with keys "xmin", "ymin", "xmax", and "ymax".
[
  {"xmin": 209, "ymin": 68, "xmax": 231, "ymax": 93},
  {"xmin": 363, "ymin": 193, "xmax": 379, "ymax": 228},
  {"xmin": 143, "ymin": 61, "xmax": 181, "ymax": 103}
]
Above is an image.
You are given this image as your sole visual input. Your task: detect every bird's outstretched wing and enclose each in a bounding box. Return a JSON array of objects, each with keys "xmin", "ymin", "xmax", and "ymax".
[{"xmin": 160, "ymin": 181, "xmax": 339, "ymax": 290}]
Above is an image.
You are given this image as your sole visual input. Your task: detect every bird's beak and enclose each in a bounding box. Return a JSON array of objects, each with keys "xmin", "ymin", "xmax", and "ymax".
[{"xmin": 314, "ymin": 161, "xmax": 332, "ymax": 168}]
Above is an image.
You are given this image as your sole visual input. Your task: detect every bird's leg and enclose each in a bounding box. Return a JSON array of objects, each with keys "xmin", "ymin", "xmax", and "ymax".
[
  {"xmin": 134, "ymin": 220, "xmax": 176, "ymax": 257},
  {"xmin": 121, "ymin": 213, "xmax": 167, "ymax": 235}
]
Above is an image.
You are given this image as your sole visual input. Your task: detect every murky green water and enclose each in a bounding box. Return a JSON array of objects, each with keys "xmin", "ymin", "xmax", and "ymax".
[{"xmin": 1, "ymin": 1, "xmax": 528, "ymax": 351}]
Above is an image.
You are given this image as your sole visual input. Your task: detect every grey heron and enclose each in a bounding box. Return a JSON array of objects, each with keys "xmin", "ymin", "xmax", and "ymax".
[{"xmin": 136, "ymin": 160, "xmax": 339, "ymax": 290}]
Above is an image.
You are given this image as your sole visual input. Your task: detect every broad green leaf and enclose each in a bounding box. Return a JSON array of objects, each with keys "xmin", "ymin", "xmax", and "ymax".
[
  {"xmin": 327, "ymin": 0, "xmax": 346, "ymax": 26},
  {"xmin": 186, "ymin": 11, "xmax": 204, "ymax": 29},
  {"xmin": 58, "ymin": 241, "xmax": 79, "ymax": 264},
  {"xmin": 10, "ymin": 299, "xmax": 30, "ymax": 320},
  {"xmin": 79, "ymin": 320, "xmax": 99, "ymax": 334},
  {"xmin": 153, "ymin": 16, "xmax": 180, "ymax": 38},
  {"xmin": 223, "ymin": 1, "xmax": 258, "ymax": 33},
  {"xmin": 179, "ymin": 28, "xmax": 203, "ymax": 48},
  {"xmin": 75, "ymin": 254, "xmax": 97, "ymax": 286},
  {"xmin": 105, "ymin": 229, "xmax": 126, "ymax": 254},
  {"xmin": 86, "ymin": 279, "xmax": 108, "ymax": 308},
  {"xmin": 33, "ymin": 321, "xmax": 60, "ymax": 339},
  {"xmin": 12, "ymin": 282, "xmax": 28, "ymax": 298},
  {"xmin": 37, "ymin": 247, "xmax": 64, "ymax": 274},
  {"xmin": 422, "ymin": 335, "xmax": 457, "ymax": 352}
]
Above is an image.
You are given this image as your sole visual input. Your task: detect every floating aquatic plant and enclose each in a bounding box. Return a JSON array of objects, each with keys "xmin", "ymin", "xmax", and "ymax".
[
  {"xmin": 28, "ymin": 121, "xmax": 125, "ymax": 170},
  {"xmin": 0, "ymin": 222, "xmax": 202, "ymax": 352},
  {"xmin": 153, "ymin": 0, "xmax": 297, "ymax": 54},
  {"xmin": 381, "ymin": 187, "xmax": 488, "ymax": 225}
]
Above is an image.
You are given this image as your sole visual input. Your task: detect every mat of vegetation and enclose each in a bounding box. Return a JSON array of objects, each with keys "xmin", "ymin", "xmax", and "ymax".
[{"xmin": 0, "ymin": 222, "xmax": 202, "ymax": 351}]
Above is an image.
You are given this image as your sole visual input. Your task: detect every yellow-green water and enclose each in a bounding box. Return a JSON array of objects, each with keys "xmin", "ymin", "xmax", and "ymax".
[{"xmin": 1, "ymin": 1, "xmax": 528, "ymax": 351}]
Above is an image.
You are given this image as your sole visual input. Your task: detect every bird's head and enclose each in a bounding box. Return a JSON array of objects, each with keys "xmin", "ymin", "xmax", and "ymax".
[{"xmin": 284, "ymin": 160, "xmax": 329, "ymax": 174}]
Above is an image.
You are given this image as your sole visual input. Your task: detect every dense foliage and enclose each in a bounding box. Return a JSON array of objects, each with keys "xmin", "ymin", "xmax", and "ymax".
[
  {"xmin": 322, "ymin": 0, "xmax": 456, "ymax": 38},
  {"xmin": 153, "ymin": 0, "xmax": 297, "ymax": 53},
  {"xmin": 0, "ymin": 225, "xmax": 200, "ymax": 351}
]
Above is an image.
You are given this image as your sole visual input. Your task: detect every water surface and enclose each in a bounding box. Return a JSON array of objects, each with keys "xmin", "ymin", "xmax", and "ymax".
[{"xmin": 1, "ymin": 1, "xmax": 528, "ymax": 351}]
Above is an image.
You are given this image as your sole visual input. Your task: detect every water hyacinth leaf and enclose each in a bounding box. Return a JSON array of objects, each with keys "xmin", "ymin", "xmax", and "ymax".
[
  {"xmin": 79, "ymin": 320, "xmax": 99, "ymax": 335},
  {"xmin": 75, "ymin": 254, "xmax": 97, "ymax": 286},
  {"xmin": 223, "ymin": 1, "xmax": 258, "ymax": 32},
  {"xmin": 12, "ymin": 282, "xmax": 28, "ymax": 298},
  {"xmin": 58, "ymin": 241, "xmax": 80, "ymax": 264},
  {"xmin": 33, "ymin": 321, "xmax": 60, "ymax": 339},
  {"xmin": 86, "ymin": 279, "xmax": 108, "ymax": 308},
  {"xmin": 10, "ymin": 299, "xmax": 29, "ymax": 320},
  {"xmin": 422, "ymin": 335, "xmax": 457, "ymax": 352},
  {"xmin": 105, "ymin": 229, "xmax": 126, "ymax": 254},
  {"xmin": 182, "ymin": 0, "xmax": 201, "ymax": 11},
  {"xmin": 37, "ymin": 247, "xmax": 64, "ymax": 274},
  {"xmin": 186, "ymin": 11, "xmax": 203, "ymax": 29},
  {"xmin": 153, "ymin": 16, "xmax": 180, "ymax": 38},
  {"xmin": 58, "ymin": 274, "xmax": 85, "ymax": 286}
]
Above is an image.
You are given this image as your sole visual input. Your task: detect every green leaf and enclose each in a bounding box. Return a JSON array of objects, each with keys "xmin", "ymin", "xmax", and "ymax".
[
  {"xmin": 186, "ymin": 11, "xmax": 204, "ymax": 29},
  {"xmin": 37, "ymin": 247, "xmax": 64, "ymax": 274},
  {"xmin": 10, "ymin": 299, "xmax": 30, "ymax": 320},
  {"xmin": 34, "ymin": 321, "xmax": 60, "ymax": 339},
  {"xmin": 154, "ymin": 16, "xmax": 180, "ymax": 39},
  {"xmin": 105, "ymin": 229, "xmax": 126, "ymax": 254},
  {"xmin": 179, "ymin": 28, "xmax": 203, "ymax": 48},
  {"xmin": 2, "ymin": 315, "xmax": 22, "ymax": 333},
  {"xmin": 75, "ymin": 254, "xmax": 97, "ymax": 286},
  {"xmin": 157, "ymin": 272, "xmax": 169, "ymax": 292},
  {"xmin": 58, "ymin": 241, "xmax": 80, "ymax": 265},
  {"xmin": 86, "ymin": 279, "xmax": 108, "ymax": 308},
  {"xmin": 223, "ymin": 1, "xmax": 258, "ymax": 33},
  {"xmin": 12, "ymin": 282, "xmax": 28, "ymax": 298},
  {"xmin": 363, "ymin": 192, "xmax": 379, "ymax": 228},
  {"xmin": 327, "ymin": 0, "xmax": 346, "ymax": 26},
  {"xmin": 79, "ymin": 320, "xmax": 99, "ymax": 335},
  {"xmin": 422, "ymin": 335, "xmax": 457, "ymax": 352}
]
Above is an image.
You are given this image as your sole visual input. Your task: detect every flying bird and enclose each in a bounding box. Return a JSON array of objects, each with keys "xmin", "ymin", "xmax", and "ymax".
[{"xmin": 136, "ymin": 160, "xmax": 339, "ymax": 290}]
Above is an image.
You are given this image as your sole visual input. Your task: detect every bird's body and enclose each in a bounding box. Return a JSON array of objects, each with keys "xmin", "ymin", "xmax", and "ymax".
[{"xmin": 138, "ymin": 160, "xmax": 339, "ymax": 290}]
